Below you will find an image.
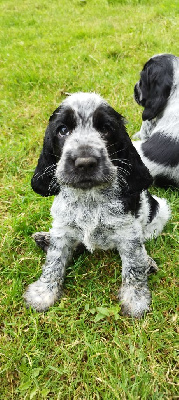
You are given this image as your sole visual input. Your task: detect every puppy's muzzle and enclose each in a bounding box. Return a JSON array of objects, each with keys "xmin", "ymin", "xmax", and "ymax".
[
  {"xmin": 65, "ymin": 146, "xmax": 101, "ymax": 188},
  {"xmin": 56, "ymin": 142, "xmax": 116, "ymax": 189},
  {"xmin": 74, "ymin": 156, "xmax": 98, "ymax": 171},
  {"xmin": 69, "ymin": 153, "xmax": 100, "ymax": 188}
]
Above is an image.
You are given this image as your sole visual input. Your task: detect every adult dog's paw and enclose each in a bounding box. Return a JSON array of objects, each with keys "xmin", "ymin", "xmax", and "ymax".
[
  {"xmin": 118, "ymin": 284, "xmax": 151, "ymax": 318},
  {"xmin": 24, "ymin": 279, "xmax": 61, "ymax": 312}
]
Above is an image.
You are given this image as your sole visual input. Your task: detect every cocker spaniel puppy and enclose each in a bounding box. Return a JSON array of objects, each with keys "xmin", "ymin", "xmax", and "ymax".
[
  {"xmin": 24, "ymin": 93, "xmax": 170, "ymax": 318},
  {"xmin": 133, "ymin": 53, "xmax": 179, "ymax": 188}
]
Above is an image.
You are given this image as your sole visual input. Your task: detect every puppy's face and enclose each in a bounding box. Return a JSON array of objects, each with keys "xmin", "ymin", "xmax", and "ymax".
[
  {"xmin": 53, "ymin": 94, "xmax": 120, "ymax": 189},
  {"xmin": 31, "ymin": 93, "xmax": 152, "ymax": 196},
  {"xmin": 134, "ymin": 54, "xmax": 174, "ymax": 121}
]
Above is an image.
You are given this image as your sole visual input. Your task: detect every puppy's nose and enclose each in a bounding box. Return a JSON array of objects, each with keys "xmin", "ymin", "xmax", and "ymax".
[{"xmin": 75, "ymin": 156, "xmax": 98, "ymax": 171}]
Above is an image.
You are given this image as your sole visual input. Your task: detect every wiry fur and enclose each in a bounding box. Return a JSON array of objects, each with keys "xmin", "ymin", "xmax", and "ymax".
[
  {"xmin": 24, "ymin": 93, "xmax": 170, "ymax": 317},
  {"xmin": 133, "ymin": 54, "xmax": 179, "ymax": 188}
]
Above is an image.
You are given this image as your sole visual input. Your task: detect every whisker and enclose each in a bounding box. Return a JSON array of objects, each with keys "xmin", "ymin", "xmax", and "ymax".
[
  {"xmin": 117, "ymin": 174, "xmax": 128, "ymax": 187},
  {"xmin": 47, "ymin": 152, "xmax": 59, "ymax": 159},
  {"xmin": 34, "ymin": 164, "xmax": 57, "ymax": 180},
  {"xmin": 106, "ymin": 142, "xmax": 119, "ymax": 149},
  {"xmin": 117, "ymin": 167, "xmax": 130, "ymax": 176},
  {"xmin": 110, "ymin": 159, "xmax": 132, "ymax": 172}
]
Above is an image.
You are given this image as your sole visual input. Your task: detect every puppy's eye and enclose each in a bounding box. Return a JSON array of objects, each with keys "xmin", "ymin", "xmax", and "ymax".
[
  {"xmin": 57, "ymin": 124, "xmax": 70, "ymax": 137},
  {"xmin": 101, "ymin": 123, "xmax": 111, "ymax": 137}
]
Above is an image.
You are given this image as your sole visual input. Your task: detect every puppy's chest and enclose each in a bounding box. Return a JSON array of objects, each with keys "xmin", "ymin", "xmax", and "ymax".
[{"xmin": 51, "ymin": 189, "xmax": 126, "ymax": 251}]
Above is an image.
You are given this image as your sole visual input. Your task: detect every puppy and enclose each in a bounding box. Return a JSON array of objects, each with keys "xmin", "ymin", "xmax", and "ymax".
[
  {"xmin": 133, "ymin": 53, "xmax": 179, "ymax": 188},
  {"xmin": 24, "ymin": 93, "xmax": 170, "ymax": 317}
]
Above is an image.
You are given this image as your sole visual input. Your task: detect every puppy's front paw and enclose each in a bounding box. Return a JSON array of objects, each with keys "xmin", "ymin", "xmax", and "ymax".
[
  {"xmin": 32, "ymin": 232, "xmax": 50, "ymax": 253},
  {"xmin": 118, "ymin": 285, "xmax": 151, "ymax": 318},
  {"xmin": 147, "ymin": 256, "xmax": 158, "ymax": 275},
  {"xmin": 24, "ymin": 279, "xmax": 61, "ymax": 312}
]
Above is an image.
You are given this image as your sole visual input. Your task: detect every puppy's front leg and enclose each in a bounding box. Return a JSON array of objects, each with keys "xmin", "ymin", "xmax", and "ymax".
[
  {"xmin": 24, "ymin": 232, "xmax": 75, "ymax": 312},
  {"xmin": 118, "ymin": 238, "xmax": 151, "ymax": 318}
]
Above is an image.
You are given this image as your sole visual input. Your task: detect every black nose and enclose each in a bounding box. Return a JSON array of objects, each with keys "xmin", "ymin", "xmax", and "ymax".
[{"xmin": 74, "ymin": 156, "xmax": 98, "ymax": 171}]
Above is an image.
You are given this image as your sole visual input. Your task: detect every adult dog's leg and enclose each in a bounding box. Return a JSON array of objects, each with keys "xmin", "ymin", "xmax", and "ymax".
[
  {"xmin": 24, "ymin": 231, "xmax": 75, "ymax": 311},
  {"xmin": 118, "ymin": 237, "xmax": 152, "ymax": 318}
]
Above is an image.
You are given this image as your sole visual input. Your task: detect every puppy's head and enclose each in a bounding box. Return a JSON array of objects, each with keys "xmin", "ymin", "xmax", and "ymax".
[
  {"xmin": 31, "ymin": 92, "xmax": 152, "ymax": 196},
  {"xmin": 134, "ymin": 54, "xmax": 175, "ymax": 121}
]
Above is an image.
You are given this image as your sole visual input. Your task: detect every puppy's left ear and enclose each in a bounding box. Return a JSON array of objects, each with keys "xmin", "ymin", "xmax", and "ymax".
[
  {"xmin": 101, "ymin": 105, "xmax": 153, "ymax": 194},
  {"xmin": 124, "ymin": 143, "xmax": 153, "ymax": 194}
]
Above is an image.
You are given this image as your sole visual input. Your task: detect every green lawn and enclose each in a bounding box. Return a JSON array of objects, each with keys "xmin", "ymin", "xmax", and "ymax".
[{"xmin": 0, "ymin": 0, "xmax": 178, "ymax": 398}]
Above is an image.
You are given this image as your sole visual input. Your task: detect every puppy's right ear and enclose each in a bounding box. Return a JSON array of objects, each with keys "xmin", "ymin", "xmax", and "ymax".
[{"xmin": 31, "ymin": 124, "xmax": 60, "ymax": 197}]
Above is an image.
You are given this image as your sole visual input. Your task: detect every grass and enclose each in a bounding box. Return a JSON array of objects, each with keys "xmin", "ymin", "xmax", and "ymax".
[{"xmin": 0, "ymin": 0, "xmax": 178, "ymax": 398}]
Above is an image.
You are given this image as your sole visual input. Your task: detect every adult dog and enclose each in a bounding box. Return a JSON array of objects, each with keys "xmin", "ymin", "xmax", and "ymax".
[
  {"xmin": 24, "ymin": 93, "xmax": 170, "ymax": 317},
  {"xmin": 133, "ymin": 53, "xmax": 179, "ymax": 188}
]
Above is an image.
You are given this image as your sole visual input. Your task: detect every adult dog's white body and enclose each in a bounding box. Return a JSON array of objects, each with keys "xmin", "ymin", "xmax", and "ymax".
[
  {"xmin": 24, "ymin": 93, "xmax": 170, "ymax": 317},
  {"xmin": 133, "ymin": 54, "xmax": 179, "ymax": 188}
]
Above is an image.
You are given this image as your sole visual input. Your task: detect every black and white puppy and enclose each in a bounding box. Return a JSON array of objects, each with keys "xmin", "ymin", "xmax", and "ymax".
[
  {"xmin": 133, "ymin": 53, "xmax": 179, "ymax": 188},
  {"xmin": 24, "ymin": 93, "xmax": 170, "ymax": 317}
]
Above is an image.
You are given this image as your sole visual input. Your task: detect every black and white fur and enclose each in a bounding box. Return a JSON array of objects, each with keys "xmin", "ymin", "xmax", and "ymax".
[
  {"xmin": 133, "ymin": 54, "xmax": 179, "ymax": 188},
  {"xmin": 24, "ymin": 93, "xmax": 170, "ymax": 317}
]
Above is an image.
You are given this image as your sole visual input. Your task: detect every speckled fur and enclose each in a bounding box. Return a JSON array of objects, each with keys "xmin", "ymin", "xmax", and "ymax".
[{"xmin": 24, "ymin": 93, "xmax": 170, "ymax": 317}]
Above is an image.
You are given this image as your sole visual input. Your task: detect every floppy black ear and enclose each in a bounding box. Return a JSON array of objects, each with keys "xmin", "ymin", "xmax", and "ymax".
[
  {"xmin": 141, "ymin": 56, "xmax": 173, "ymax": 121},
  {"xmin": 31, "ymin": 124, "xmax": 60, "ymax": 197},
  {"xmin": 114, "ymin": 127, "xmax": 153, "ymax": 194},
  {"xmin": 122, "ymin": 142, "xmax": 153, "ymax": 194},
  {"xmin": 31, "ymin": 103, "xmax": 77, "ymax": 196},
  {"xmin": 95, "ymin": 105, "xmax": 153, "ymax": 194}
]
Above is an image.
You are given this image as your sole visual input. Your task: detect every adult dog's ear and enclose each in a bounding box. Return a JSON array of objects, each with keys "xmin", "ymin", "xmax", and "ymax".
[
  {"xmin": 141, "ymin": 56, "xmax": 173, "ymax": 121},
  {"xmin": 31, "ymin": 124, "xmax": 60, "ymax": 197}
]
